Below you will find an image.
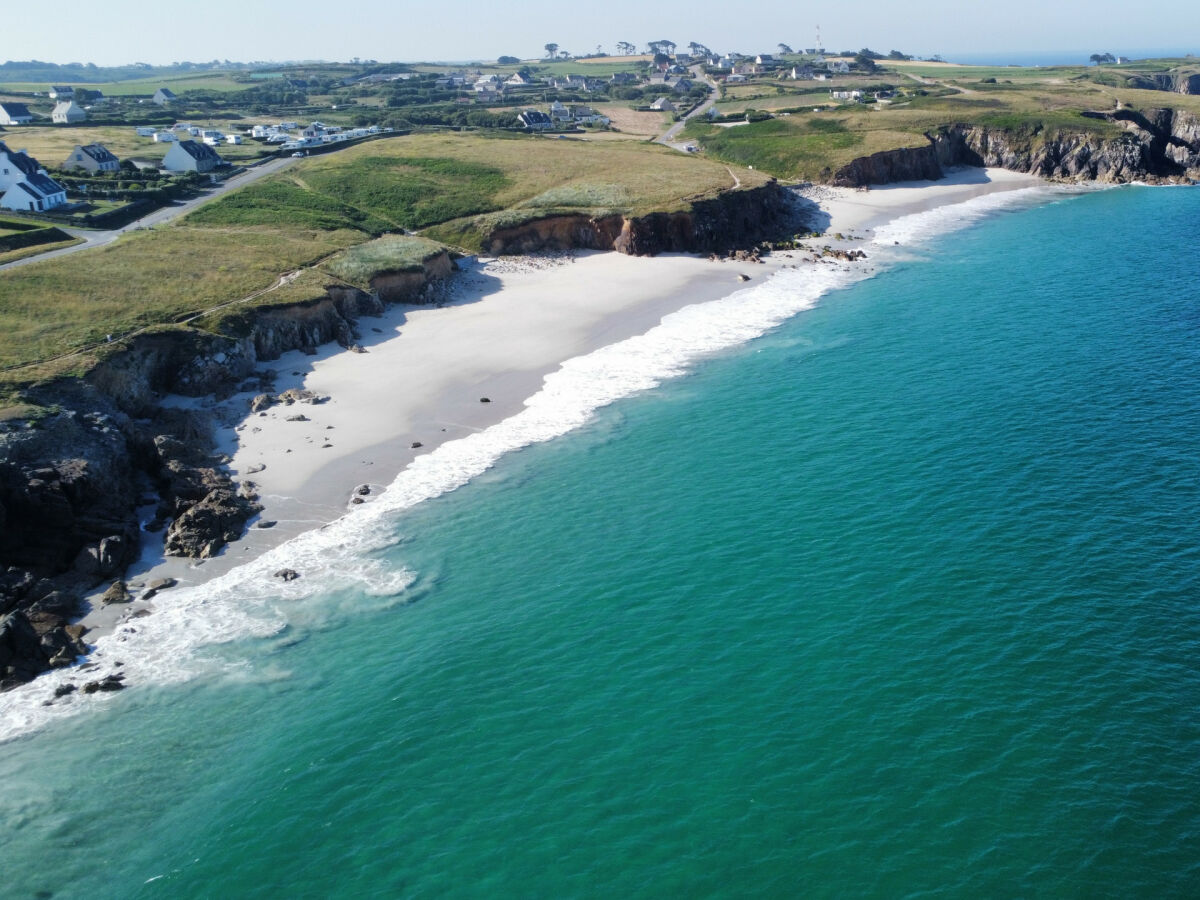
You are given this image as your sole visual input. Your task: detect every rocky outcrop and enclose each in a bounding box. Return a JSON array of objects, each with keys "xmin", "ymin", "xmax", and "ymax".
[
  {"xmin": 1120, "ymin": 71, "xmax": 1200, "ymax": 96},
  {"xmin": 483, "ymin": 183, "xmax": 794, "ymax": 256},
  {"xmin": 833, "ymin": 108, "xmax": 1200, "ymax": 186},
  {"xmin": 369, "ymin": 249, "xmax": 456, "ymax": 303}
]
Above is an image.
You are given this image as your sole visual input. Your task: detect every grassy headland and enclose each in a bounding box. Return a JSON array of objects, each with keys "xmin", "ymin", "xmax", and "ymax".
[{"xmin": 0, "ymin": 132, "xmax": 767, "ymax": 391}]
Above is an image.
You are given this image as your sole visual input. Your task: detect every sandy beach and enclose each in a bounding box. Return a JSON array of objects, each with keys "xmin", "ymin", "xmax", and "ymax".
[{"xmin": 83, "ymin": 166, "xmax": 1046, "ymax": 633}]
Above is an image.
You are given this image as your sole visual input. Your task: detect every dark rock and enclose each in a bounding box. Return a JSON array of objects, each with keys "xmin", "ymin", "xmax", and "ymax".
[
  {"xmin": 142, "ymin": 577, "xmax": 177, "ymax": 600},
  {"xmin": 255, "ymin": 520, "xmax": 277, "ymax": 529},
  {"xmin": 356, "ymin": 485, "xmax": 371, "ymax": 496},
  {"xmin": 102, "ymin": 580, "xmax": 131, "ymax": 604},
  {"xmin": 164, "ymin": 487, "xmax": 261, "ymax": 559},
  {"xmin": 54, "ymin": 683, "xmax": 76, "ymax": 697},
  {"xmin": 274, "ymin": 568, "xmax": 300, "ymax": 581},
  {"xmin": 351, "ymin": 497, "xmax": 364, "ymax": 505},
  {"xmin": 480, "ymin": 397, "xmax": 491, "ymax": 403},
  {"xmin": 286, "ymin": 414, "xmax": 309, "ymax": 423},
  {"xmin": 0, "ymin": 611, "xmax": 51, "ymax": 689},
  {"xmin": 411, "ymin": 441, "xmax": 423, "ymax": 449},
  {"xmin": 250, "ymin": 393, "xmax": 276, "ymax": 413},
  {"xmin": 82, "ymin": 674, "xmax": 125, "ymax": 694}
]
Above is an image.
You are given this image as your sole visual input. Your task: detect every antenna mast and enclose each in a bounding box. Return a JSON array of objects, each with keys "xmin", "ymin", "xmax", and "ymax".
[{"xmin": 816, "ymin": 25, "xmax": 823, "ymax": 53}]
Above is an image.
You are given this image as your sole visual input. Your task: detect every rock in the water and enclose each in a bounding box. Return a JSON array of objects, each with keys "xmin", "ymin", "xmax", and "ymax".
[
  {"xmin": 356, "ymin": 485, "xmax": 371, "ymax": 496},
  {"xmin": 54, "ymin": 683, "xmax": 77, "ymax": 697},
  {"xmin": 274, "ymin": 568, "xmax": 300, "ymax": 582},
  {"xmin": 255, "ymin": 520, "xmax": 277, "ymax": 529},
  {"xmin": 738, "ymin": 273, "xmax": 751, "ymax": 281},
  {"xmin": 81, "ymin": 674, "xmax": 125, "ymax": 694},
  {"xmin": 480, "ymin": 397, "xmax": 491, "ymax": 403},
  {"xmin": 246, "ymin": 463, "xmax": 266, "ymax": 475},
  {"xmin": 141, "ymin": 577, "xmax": 177, "ymax": 601},
  {"xmin": 351, "ymin": 497, "xmax": 364, "ymax": 505},
  {"xmin": 411, "ymin": 441, "xmax": 423, "ymax": 449}
]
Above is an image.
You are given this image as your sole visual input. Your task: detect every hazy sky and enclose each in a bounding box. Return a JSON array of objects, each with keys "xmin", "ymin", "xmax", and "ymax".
[{"xmin": 6, "ymin": 0, "xmax": 1198, "ymax": 66}]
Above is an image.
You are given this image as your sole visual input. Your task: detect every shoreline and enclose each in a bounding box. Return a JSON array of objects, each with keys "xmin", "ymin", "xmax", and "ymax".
[{"xmin": 79, "ymin": 166, "xmax": 1046, "ymax": 639}]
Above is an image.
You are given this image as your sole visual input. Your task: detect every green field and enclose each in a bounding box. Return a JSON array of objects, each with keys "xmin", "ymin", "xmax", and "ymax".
[{"xmin": 0, "ymin": 72, "xmax": 258, "ymax": 96}]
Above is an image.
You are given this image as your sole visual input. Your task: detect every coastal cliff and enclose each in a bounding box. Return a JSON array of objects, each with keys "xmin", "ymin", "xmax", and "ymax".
[
  {"xmin": 483, "ymin": 183, "xmax": 792, "ymax": 256},
  {"xmin": 833, "ymin": 108, "xmax": 1200, "ymax": 186}
]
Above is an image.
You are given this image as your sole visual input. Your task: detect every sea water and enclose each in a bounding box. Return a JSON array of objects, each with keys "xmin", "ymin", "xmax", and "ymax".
[{"xmin": 1, "ymin": 184, "xmax": 1198, "ymax": 897}]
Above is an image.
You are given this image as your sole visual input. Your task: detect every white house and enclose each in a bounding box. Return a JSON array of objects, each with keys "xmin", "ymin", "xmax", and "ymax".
[
  {"xmin": 0, "ymin": 103, "xmax": 34, "ymax": 126},
  {"xmin": 650, "ymin": 97, "xmax": 676, "ymax": 112},
  {"xmin": 52, "ymin": 101, "xmax": 87, "ymax": 124},
  {"xmin": 1, "ymin": 175, "xmax": 68, "ymax": 212},
  {"xmin": 48, "ymin": 86, "xmax": 74, "ymax": 100},
  {"xmin": 153, "ymin": 87, "xmax": 178, "ymax": 106},
  {"xmin": 0, "ymin": 142, "xmax": 67, "ymax": 212},
  {"xmin": 827, "ymin": 60, "xmax": 851, "ymax": 74},
  {"xmin": 163, "ymin": 139, "xmax": 224, "ymax": 173},
  {"xmin": 517, "ymin": 110, "xmax": 553, "ymax": 131},
  {"xmin": 830, "ymin": 89, "xmax": 863, "ymax": 101}
]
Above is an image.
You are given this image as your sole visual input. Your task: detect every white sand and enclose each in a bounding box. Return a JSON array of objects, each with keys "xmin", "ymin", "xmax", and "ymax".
[
  {"xmin": 796, "ymin": 167, "xmax": 1043, "ymax": 236},
  {"xmin": 81, "ymin": 165, "xmax": 1049, "ymax": 633}
]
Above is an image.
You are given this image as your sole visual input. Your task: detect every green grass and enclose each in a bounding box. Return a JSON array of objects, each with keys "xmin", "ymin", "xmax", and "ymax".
[
  {"xmin": 324, "ymin": 235, "xmax": 447, "ymax": 286},
  {"xmin": 187, "ymin": 179, "xmax": 395, "ymax": 232}
]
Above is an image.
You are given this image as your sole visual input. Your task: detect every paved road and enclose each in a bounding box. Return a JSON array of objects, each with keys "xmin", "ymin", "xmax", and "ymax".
[
  {"xmin": 0, "ymin": 155, "xmax": 297, "ymax": 273},
  {"xmin": 656, "ymin": 66, "xmax": 721, "ymax": 152}
]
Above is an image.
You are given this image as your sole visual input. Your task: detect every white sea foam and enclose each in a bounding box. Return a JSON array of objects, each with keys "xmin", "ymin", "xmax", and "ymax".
[
  {"xmin": 872, "ymin": 183, "xmax": 1078, "ymax": 248},
  {"xmin": 0, "ymin": 183, "xmax": 1067, "ymax": 742}
]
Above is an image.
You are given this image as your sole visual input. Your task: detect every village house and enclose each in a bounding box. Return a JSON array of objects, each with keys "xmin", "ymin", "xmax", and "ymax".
[
  {"xmin": 63, "ymin": 143, "xmax": 121, "ymax": 174},
  {"xmin": 153, "ymin": 87, "xmax": 178, "ymax": 106},
  {"xmin": 725, "ymin": 74, "xmax": 748, "ymax": 83},
  {"xmin": 650, "ymin": 97, "xmax": 676, "ymax": 112},
  {"xmin": 0, "ymin": 103, "xmax": 34, "ymax": 126},
  {"xmin": 671, "ymin": 78, "xmax": 696, "ymax": 93},
  {"xmin": 473, "ymin": 89, "xmax": 501, "ymax": 103},
  {"xmin": 505, "ymin": 72, "xmax": 533, "ymax": 86},
  {"xmin": 48, "ymin": 86, "xmax": 74, "ymax": 100},
  {"xmin": 789, "ymin": 65, "xmax": 815, "ymax": 80},
  {"xmin": 827, "ymin": 60, "xmax": 851, "ymax": 74},
  {"xmin": 52, "ymin": 101, "xmax": 87, "ymax": 124},
  {"xmin": 830, "ymin": 89, "xmax": 863, "ymax": 101},
  {"xmin": 517, "ymin": 109, "xmax": 553, "ymax": 131},
  {"xmin": 755, "ymin": 54, "xmax": 775, "ymax": 65},
  {"xmin": 609, "ymin": 72, "xmax": 639, "ymax": 85},
  {"xmin": 162, "ymin": 139, "xmax": 224, "ymax": 173},
  {"xmin": 0, "ymin": 141, "xmax": 68, "ymax": 212},
  {"xmin": 568, "ymin": 105, "xmax": 609, "ymax": 126},
  {"xmin": 548, "ymin": 101, "xmax": 570, "ymax": 122}
]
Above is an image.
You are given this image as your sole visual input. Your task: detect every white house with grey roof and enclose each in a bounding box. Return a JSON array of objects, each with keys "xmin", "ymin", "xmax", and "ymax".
[
  {"xmin": 0, "ymin": 141, "xmax": 68, "ymax": 212},
  {"xmin": 63, "ymin": 143, "xmax": 121, "ymax": 173},
  {"xmin": 52, "ymin": 101, "xmax": 87, "ymax": 124},
  {"xmin": 0, "ymin": 103, "xmax": 34, "ymax": 126},
  {"xmin": 163, "ymin": 139, "xmax": 224, "ymax": 172},
  {"xmin": 153, "ymin": 87, "xmax": 178, "ymax": 106}
]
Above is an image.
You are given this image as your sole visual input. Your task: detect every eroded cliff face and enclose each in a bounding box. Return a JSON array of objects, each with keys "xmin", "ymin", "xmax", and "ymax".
[
  {"xmin": 833, "ymin": 108, "xmax": 1200, "ymax": 186},
  {"xmin": 483, "ymin": 183, "xmax": 792, "ymax": 257}
]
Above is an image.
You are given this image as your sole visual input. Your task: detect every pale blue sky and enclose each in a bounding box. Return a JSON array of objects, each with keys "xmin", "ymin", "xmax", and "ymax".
[{"xmin": 6, "ymin": 0, "xmax": 1198, "ymax": 66}]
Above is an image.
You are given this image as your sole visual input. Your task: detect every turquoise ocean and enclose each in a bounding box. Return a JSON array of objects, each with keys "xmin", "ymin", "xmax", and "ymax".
[{"xmin": 2, "ymin": 183, "xmax": 1199, "ymax": 897}]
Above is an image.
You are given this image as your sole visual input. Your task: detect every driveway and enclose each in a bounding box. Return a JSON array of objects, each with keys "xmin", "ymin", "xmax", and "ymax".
[{"xmin": 656, "ymin": 65, "xmax": 721, "ymax": 152}]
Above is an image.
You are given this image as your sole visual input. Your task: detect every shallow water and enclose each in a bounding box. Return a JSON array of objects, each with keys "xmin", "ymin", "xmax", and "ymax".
[{"xmin": 2, "ymin": 184, "xmax": 1199, "ymax": 897}]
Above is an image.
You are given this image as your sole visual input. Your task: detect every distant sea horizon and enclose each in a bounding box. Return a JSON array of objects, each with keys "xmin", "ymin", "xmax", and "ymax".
[{"xmin": 942, "ymin": 48, "xmax": 1196, "ymax": 66}]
